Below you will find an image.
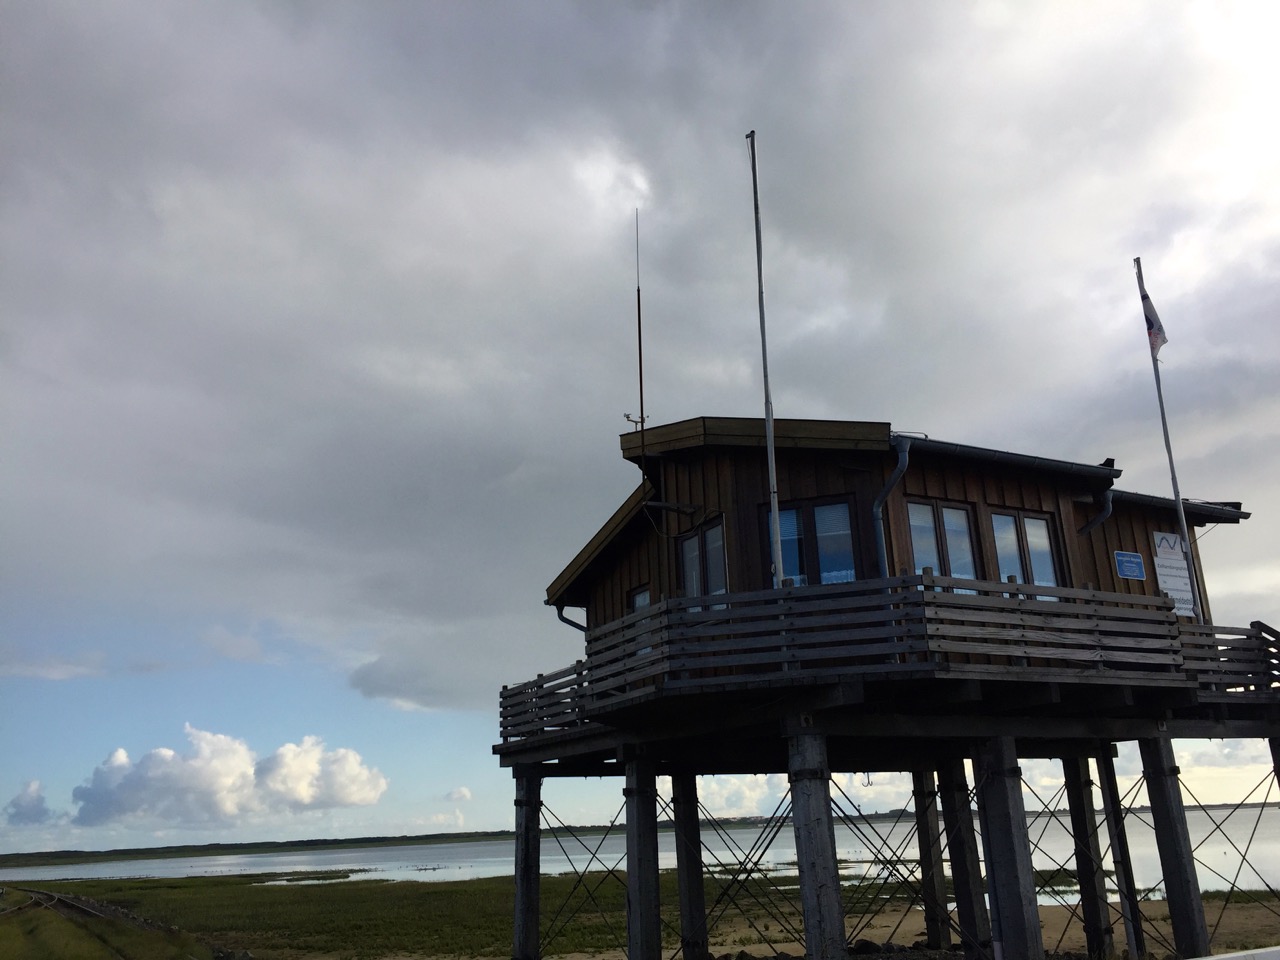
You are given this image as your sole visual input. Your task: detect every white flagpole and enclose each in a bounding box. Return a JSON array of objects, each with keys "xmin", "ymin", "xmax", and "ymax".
[
  {"xmin": 747, "ymin": 131, "xmax": 785, "ymax": 588},
  {"xmin": 1134, "ymin": 257, "xmax": 1203, "ymax": 623}
]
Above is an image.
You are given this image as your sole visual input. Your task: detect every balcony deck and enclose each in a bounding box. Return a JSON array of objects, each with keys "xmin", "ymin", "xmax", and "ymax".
[{"xmin": 496, "ymin": 575, "xmax": 1278, "ymax": 763}]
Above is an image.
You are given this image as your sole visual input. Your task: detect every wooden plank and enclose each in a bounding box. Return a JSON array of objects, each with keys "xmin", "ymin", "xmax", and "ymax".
[
  {"xmin": 668, "ymin": 622, "xmax": 926, "ymax": 652},
  {"xmin": 923, "ymin": 624, "xmax": 1180, "ymax": 653},
  {"xmin": 918, "ymin": 602, "xmax": 1181, "ymax": 631},
  {"xmin": 666, "ymin": 641, "xmax": 921, "ymax": 672},
  {"xmin": 925, "ymin": 637, "xmax": 1181, "ymax": 667},
  {"xmin": 662, "ymin": 661, "xmax": 935, "ymax": 690}
]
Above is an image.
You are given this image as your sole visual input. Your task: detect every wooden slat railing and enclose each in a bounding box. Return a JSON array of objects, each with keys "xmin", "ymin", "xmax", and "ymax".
[
  {"xmin": 499, "ymin": 660, "xmax": 588, "ymax": 741},
  {"xmin": 497, "ymin": 580, "xmax": 1279, "ymax": 744},
  {"xmin": 1180, "ymin": 620, "xmax": 1280, "ymax": 693}
]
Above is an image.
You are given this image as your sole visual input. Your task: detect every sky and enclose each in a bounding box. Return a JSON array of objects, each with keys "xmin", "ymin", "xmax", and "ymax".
[{"xmin": 3, "ymin": 1, "xmax": 1280, "ymax": 854}]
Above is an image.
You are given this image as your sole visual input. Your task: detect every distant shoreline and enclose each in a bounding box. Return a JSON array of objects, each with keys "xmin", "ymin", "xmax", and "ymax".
[
  {"xmin": 4, "ymin": 802, "xmax": 1271, "ymax": 870},
  {"xmin": 0, "ymin": 816, "xmax": 767, "ymax": 869}
]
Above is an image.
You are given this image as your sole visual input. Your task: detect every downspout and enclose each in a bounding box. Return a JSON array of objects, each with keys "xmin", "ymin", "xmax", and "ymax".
[
  {"xmin": 1077, "ymin": 488, "xmax": 1114, "ymax": 536},
  {"xmin": 872, "ymin": 435, "xmax": 913, "ymax": 578},
  {"xmin": 555, "ymin": 605, "xmax": 587, "ymax": 633}
]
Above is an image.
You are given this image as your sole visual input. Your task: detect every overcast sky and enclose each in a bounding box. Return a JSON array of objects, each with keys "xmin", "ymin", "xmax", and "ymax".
[{"xmin": 4, "ymin": 1, "xmax": 1279, "ymax": 853}]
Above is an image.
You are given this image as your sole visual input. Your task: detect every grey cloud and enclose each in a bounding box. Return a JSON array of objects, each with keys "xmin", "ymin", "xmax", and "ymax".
[
  {"xmin": 4, "ymin": 2, "xmax": 1278, "ymax": 716},
  {"xmin": 5, "ymin": 781, "xmax": 55, "ymax": 826}
]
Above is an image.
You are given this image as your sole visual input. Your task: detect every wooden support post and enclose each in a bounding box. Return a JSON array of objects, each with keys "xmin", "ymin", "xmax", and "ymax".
[
  {"xmin": 1139, "ymin": 737, "xmax": 1210, "ymax": 959},
  {"xmin": 672, "ymin": 772, "xmax": 709, "ymax": 960},
  {"xmin": 913, "ymin": 769, "xmax": 951, "ymax": 949},
  {"xmin": 938, "ymin": 757, "xmax": 991, "ymax": 960},
  {"xmin": 788, "ymin": 727, "xmax": 846, "ymax": 960},
  {"xmin": 513, "ymin": 767, "xmax": 542, "ymax": 960},
  {"xmin": 1270, "ymin": 737, "xmax": 1280, "ymax": 782},
  {"xmin": 626, "ymin": 756, "xmax": 662, "ymax": 960},
  {"xmin": 1096, "ymin": 751, "xmax": 1144, "ymax": 960},
  {"xmin": 1062, "ymin": 757, "xmax": 1114, "ymax": 960},
  {"xmin": 975, "ymin": 737, "xmax": 1044, "ymax": 960}
]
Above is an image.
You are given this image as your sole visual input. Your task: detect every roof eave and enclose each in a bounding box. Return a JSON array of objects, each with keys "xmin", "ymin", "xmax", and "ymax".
[{"xmin": 545, "ymin": 481, "xmax": 651, "ymax": 609}]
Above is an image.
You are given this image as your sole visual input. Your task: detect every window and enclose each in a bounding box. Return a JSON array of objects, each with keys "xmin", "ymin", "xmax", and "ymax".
[
  {"xmin": 680, "ymin": 521, "xmax": 727, "ymax": 602},
  {"xmin": 991, "ymin": 512, "xmax": 1060, "ymax": 595},
  {"xmin": 766, "ymin": 500, "xmax": 857, "ymax": 587},
  {"xmin": 908, "ymin": 501, "xmax": 978, "ymax": 581},
  {"xmin": 629, "ymin": 586, "xmax": 651, "ymax": 612}
]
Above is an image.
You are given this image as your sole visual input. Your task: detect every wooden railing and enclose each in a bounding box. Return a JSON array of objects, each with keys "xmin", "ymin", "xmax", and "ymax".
[
  {"xmin": 497, "ymin": 577, "xmax": 1278, "ymax": 744},
  {"xmin": 1181, "ymin": 620, "xmax": 1280, "ymax": 694}
]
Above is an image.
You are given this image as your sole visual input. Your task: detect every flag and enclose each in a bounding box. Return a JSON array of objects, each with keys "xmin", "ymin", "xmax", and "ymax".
[
  {"xmin": 1134, "ymin": 259, "xmax": 1168, "ymax": 358},
  {"xmin": 1141, "ymin": 287, "xmax": 1168, "ymax": 357}
]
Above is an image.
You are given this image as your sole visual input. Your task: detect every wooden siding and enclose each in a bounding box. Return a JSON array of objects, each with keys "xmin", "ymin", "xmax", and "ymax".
[
  {"xmin": 888, "ymin": 452, "xmax": 1081, "ymax": 585},
  {"xmin": 583, "ymin": 445, "xmax": 895, "ymax": 625},
  {"xmin": 564, "ymin": 437, "xmax": 1222, "ymax": 636},
  {"xmin": 1073, "ymin": 497, "xmax": 1213, "ymax": 620}
]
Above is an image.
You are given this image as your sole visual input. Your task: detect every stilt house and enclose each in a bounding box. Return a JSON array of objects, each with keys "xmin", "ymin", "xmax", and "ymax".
[{"xmin": 496, "ymin": 417, "xmax": 1278, "ymax": 960}]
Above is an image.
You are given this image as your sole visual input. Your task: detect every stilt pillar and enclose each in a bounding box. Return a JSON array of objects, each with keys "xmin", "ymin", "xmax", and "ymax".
[
  {"xmin": 938, "ymin": 757, "xmax": 990, "ymax": 960},
  {"xmin": 1097, "ymin": 750, "xmax": 1144, "ymax": 960},
  {"xmin": 787, "ymin": 725, "xmax": 846, "ymax": 960},
  {"xmin": 1062, "ymin": 756, "xmax": 1113, "ymax": 960},
  {"xmin": 975, "ymin": 737, "xmax": 1043, "ymax": 960},
  {"xmin": 672, "ymin": 772, "xmax": 709, "ymax": 960},
  {"xmin": 913, "ymin": 769, "xmax": 950, "ymax": 949},
  {"xmin": 626, "ymin": 754, "xmax": 662, "ymax": 960},
  {"xmin": 513, "ymin": 766, "xmax": 542, "ymax": 960},
  {"xmin": 1139, "ymin": 736, "xmax": 1209, "ymax": 959}
]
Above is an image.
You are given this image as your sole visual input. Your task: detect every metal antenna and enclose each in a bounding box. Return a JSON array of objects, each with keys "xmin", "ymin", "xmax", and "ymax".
[{"xmin": 625, "ymin": 209, "xmax": 648, "ymax": 473}]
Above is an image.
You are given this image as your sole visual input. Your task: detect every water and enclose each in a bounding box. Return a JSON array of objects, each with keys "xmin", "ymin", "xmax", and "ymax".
[{"xmin": 4, "ymin": 805, "xmax": 1277, "ymax": 891}]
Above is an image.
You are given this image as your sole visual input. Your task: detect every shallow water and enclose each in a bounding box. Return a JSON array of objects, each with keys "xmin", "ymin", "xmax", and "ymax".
[{"xmin": 3, "ymin": 805, "xmax": 1276, "ymax": 891}]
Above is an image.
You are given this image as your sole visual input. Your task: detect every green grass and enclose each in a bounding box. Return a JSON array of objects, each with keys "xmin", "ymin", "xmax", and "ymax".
[
  {"xmin": 1201, "ymin": 888, "xmax": 1280, "ymax": 904},
  {"xmin": 0, "ymin": 888, "xmax": 213, "ymax": 960},
  {"xmin": 10, "ymin": 869, "xmax": 823, "ymax": 959},
  {"xmin": 23, "ymin": 871, "xmax": 1272, "ymax": 960},
  {"xmin": 26, "ymin": 872, "xmax": 519, "ymax": 959}
]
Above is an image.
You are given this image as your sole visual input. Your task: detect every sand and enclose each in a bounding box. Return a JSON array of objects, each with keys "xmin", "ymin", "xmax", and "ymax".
[{"xmin": 541, "ymin": 898, "xmax": 1280, "ymax": 960}]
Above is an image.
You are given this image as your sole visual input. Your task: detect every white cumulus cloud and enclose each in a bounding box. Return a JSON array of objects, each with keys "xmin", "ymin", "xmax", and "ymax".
[
  {"xmin": 444, "ymin": 786, "xmax": 472, "ymax": 802},
  {"xmin": 70, "ymin": 725, "xmax": 387, "ymax": 827},
  {"xmin": 695, "ymin": 774, "xmax": 790, "ymax": 819}
]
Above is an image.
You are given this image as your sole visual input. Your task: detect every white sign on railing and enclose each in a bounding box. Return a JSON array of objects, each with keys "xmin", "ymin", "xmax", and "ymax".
[{"xmin": 1153, "ymin": 531, "xmax": 1195, "ymax": 618}]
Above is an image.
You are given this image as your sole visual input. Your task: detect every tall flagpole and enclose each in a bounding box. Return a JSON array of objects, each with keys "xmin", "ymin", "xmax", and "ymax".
[
  {"xmin": 1134, "ymin": 257, "xmax": 1203, "ymax": 624},
  {"xmin": 747, "ymin": 131, "xmax": 785, "ymax": 588}
]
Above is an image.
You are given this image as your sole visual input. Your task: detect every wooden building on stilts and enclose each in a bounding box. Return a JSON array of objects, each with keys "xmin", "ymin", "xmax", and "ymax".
[{"xmin": 494, "ymin": 416, "xmax": 1279, "ymax": 960}]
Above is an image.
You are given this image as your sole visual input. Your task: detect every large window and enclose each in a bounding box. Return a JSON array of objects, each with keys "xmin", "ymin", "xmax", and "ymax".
[
  {"xmin": 991, "ymin": 512, "xmax": 1060, "ymax": 592},
  {"xmin": 766, "ymin": 501, "xmax": 857, "ymax": 587},
  {"xmin": 908, "ymin": 501, "xmax": 978, "ymax": 580},
  {"xmin": 680, "ymin": 521, "xmax": 727, "ymax": 602}
]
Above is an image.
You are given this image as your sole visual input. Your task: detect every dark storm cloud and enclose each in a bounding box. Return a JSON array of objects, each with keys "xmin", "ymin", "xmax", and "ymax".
[{"xmin": 4, "ymin": 2, "xmax": 1279, "ymax": 711}]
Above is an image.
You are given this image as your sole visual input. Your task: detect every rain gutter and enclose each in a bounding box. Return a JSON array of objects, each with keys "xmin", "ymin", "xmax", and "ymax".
[{"xmin": 872, "ymin": 434, "xmax": 913, "ymax": 578}]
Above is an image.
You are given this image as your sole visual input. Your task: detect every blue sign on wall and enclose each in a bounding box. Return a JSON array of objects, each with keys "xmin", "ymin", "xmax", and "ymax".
[{"xmin": 1115, "ymin": 551, "xmax": 1146, "ymax": 580}]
